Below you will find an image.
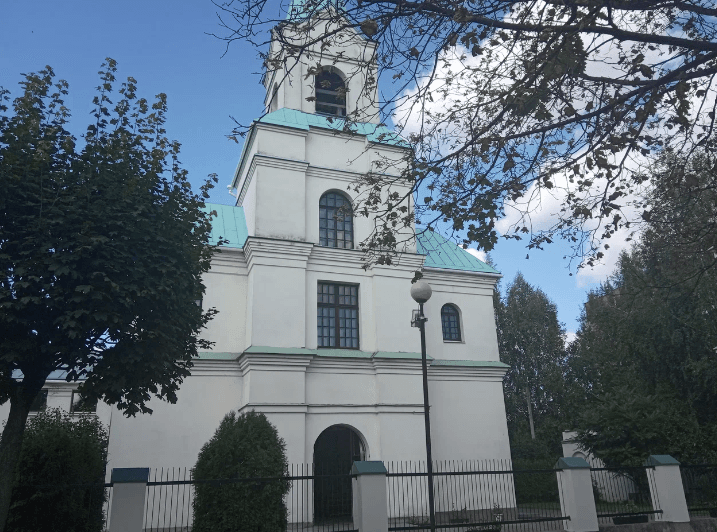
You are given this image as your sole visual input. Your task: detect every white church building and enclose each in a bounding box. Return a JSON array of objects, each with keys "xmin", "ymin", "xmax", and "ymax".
[{"xmin": 4, "ymin": 6, "xmax": 512, "ymax": 501}]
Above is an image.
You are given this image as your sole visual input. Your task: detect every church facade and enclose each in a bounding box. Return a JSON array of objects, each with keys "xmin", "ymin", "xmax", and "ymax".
[{"xmin": 3, "ymin": 8, "xmax": 512, "ymax": 494}]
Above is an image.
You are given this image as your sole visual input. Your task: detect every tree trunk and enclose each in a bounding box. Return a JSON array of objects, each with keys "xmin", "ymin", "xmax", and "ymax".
[
  {"xmin": 0, "ymin": 381, "xmax": 42, "ymax": 532},
  {"xmin": 525, "ymin": 387, "xmax": 536, "ymax": 440}
]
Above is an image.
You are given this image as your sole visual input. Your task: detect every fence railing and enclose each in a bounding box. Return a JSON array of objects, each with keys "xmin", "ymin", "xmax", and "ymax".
[
  {"xmin": 681, "ymin": 464, "xmax": 717, "ymax": 518},
  {"xmin": 386, "ymin": 460, "xmax": 569, "ymax": 532},
  {"xmin": 590, "ymin": 466, "xmax": 662, "ymax": 525},
  {"xmin": 143, "ymin": 465, "xmax": 358, "ymax": 532}
]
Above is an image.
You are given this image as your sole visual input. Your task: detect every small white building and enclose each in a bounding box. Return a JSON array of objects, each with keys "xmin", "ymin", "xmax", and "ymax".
[{"xmin": 3, "ymin": 6, "xmax": 512, "ymax": 519}]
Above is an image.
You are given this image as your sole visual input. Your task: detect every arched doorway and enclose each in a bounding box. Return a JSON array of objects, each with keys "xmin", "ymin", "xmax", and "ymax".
[{"xmin": 313, "ymin": 425, "xmax": 365, "ymax": 522}]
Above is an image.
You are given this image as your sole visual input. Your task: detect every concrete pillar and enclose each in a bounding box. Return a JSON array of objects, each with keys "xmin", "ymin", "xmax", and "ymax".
[
  {"xmin": 352, "ymin": 461, "xmax": 389, "ymax": 532},
  {"xmin": 645, "ymin": 455, "xmax": 689, "ymax": 523},
  {"xmin": 109, "ymin": 468, "xmax": 149, "ymax": 532},
  {"xmin": 556, "ymin": 457, "xmax": 599, "ymax": 532}
]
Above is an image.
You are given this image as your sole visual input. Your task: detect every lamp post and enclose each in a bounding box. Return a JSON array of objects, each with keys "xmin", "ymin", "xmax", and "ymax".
[{"xmin": 410, "ymin": 280, "xmax": 436, "ymax": 532}]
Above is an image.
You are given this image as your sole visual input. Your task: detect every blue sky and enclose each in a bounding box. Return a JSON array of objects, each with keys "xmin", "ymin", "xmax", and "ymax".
[{"xmin": 1, "ymin": 0, "xmax": 605, "ymax": 335}]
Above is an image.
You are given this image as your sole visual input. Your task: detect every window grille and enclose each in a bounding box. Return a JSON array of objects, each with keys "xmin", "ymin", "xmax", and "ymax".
[
  {"xmin": 319, "ymin": 192, "xmax": 354, "ymax": 249},
  {"xmin": 315, "ymin": 70, "xmax": 347, "ymax": 117},
  {"xmin": 441, "ymin": 304, "xmax": 462, "ymax": 341},
  {"xmin": 317, "ymin": 282, "xmax": 359, "ymax": 349}
]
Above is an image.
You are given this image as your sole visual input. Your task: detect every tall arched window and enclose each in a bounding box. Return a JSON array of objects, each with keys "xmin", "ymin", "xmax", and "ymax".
[
  {"xmin": 441, "ymin": 304, "xmax": 462, "ymax": 341},
  {"xmin": 319, "ymin": 192, "xmax": 353, "ymax": 249},
  {"xmin": 315, "ymin": 69, "xmax": 347, "ymax": 117}
]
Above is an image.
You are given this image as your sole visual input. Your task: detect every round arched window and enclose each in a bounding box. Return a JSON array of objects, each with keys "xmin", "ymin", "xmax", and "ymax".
[
  {"xmin": 319, "ymin": 192, "xmax": 354, "ymax": 249},
  {"xmin": 315, "ymin": 69, "xmax": 347, "ymax": 117},
  {"xmin": 441, "ymin": 304, "xmax": 462, "ymax": 341}
]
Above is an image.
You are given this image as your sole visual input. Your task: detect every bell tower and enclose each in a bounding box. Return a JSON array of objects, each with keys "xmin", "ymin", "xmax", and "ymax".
[{"xmin": 262, "ymin": 8, "xmax": 380, "ymax": 123}]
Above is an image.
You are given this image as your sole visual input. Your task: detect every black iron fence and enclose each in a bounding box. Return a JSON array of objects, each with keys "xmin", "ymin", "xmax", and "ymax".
[
  {"xmin": 386, "ymin": 460, "xmax": 569, "ymax": 532},
  {"xmin": 681, "ymin": 464, "xmax": 717, "ymax": 518},
  {"xmin": 590, "ymin": 466, "xmax": 661, "ymax": 525},
  {"xmin": 143, "ymin": 465, "xmax": 358, "ymax": 532}
]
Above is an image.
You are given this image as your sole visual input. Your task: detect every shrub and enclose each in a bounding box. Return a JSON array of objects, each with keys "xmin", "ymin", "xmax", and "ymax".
[
  {"xmin": 6, "ymin": 408, "xmax": 108, "ymax": 532},
  {"xmin": 192, "ymin": 410, "xmax": 290, "ymax": 532}
]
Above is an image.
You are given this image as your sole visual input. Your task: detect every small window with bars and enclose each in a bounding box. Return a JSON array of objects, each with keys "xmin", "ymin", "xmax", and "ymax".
[
  {"xmin": 315, "ymin": 70, "xmax": 347, "ymax": 117},
  {"xmin": 441, "ymin": 304, "xmax": 462, "ymax": 342},
  {"xmin": 319, "ymin": 192, "xmax": 354, "ymax": 249},
  {"xmin": 317, "ymin": 282, "xmax": 359, "ymax": 349}
]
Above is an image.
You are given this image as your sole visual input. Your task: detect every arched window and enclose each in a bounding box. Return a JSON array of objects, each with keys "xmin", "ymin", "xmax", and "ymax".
[
  {"xmin": 319, "ymin": 192, "xmax": 353, "ymax": 249},
  {"xmin": 315, "ymin": 69, "xmax": 346, "ymax": 117},
  {"xmin": 441, "ymin": 304, "xmax": 462, "ymax": 341}
]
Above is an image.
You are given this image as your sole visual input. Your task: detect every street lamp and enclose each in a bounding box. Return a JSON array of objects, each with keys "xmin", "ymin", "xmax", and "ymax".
[{"xmin": 410, "ymin": 280, "xmax": 436, "ymax": 532}]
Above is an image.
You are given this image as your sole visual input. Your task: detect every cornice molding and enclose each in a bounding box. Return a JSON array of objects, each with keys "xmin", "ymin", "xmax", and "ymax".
[
  {"xmin": 238, "ymin": 403, "xmax": 423, "ymax": 415},
  {"xmin": 421, "ymin": 268, "xmax": 501, "ymax": 292},
  {"xmin": 308, "ymin": 247, "xmax": 424, "ymax": 276},
  {"xmin": 252, "ymin": 153, "xmax": 310, "ymax": 173},
  {"xmin": 190, "ymin": 359, "xmax": 243, "ymax": 377},
  {"xmin": 238, "ymin": 353, "xmax": 313, "ymax": 376},
  {"xmin": 427, "ymin": 364, "xmax": 507, "ymax": 382},
  {"xmin": 255, "ymin": 122, "xmax": 310, "ymax": 139},
  {"xmin": 208, "ymin": 247, "xmax": 248, "ymax": 274},
  {"xmin": 238, "ymin": 153, "xmax": 309, "ymax": 206},
  {"xmin": 244, "ymin": 238, "xmax": 314, "ymax": 271}
]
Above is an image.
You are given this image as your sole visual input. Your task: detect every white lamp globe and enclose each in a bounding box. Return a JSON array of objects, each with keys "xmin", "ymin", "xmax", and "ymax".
[{"xmin": 410, "ymin": 281, "xmax": 432, "ymax": 304}]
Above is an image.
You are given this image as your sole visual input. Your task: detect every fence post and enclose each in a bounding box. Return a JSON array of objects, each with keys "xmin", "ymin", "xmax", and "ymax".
[
  {"xmin": 645, "ymin": 455, "xmax": 689, "ymax": 523},
  {"xmin": 108, "ymin": 468, "xmax": 149, "ymax": 532},
  {"xmin": 556, "ymin": 457, "xmax": 599, "ymax": 532},
  {"xmin": 352, "ymin": 461, "xmax": 389, "ymax": 532}
]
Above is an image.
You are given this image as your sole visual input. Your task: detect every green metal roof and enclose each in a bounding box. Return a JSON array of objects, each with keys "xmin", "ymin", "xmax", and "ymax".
[
  {"xmin": 258, "ymin": 108, "xmax": 409, "ymax": 147},
  {"xmin": 416, "ymin": 230, "xmax": 499, "ymax": 274},
  {"xmin": 202, "ymin": 204, "xmax": 498, "ymax": 276},
  {"xmin": 202, "ymin": 203, "xmax": 248, "ymax": 248}
]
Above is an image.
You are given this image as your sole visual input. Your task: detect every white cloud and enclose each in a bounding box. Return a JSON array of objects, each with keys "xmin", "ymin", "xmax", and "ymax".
[
  {"xmin": 464, "ymin": 247, "xmax": 487, "ymax": 262},
  {"xmin": 565, "ymin": 331, "xmax": 577, "ymax": 347},
  {"xmin": 395, "ymin": 3, "xmax": 716, "ymax": 288}
]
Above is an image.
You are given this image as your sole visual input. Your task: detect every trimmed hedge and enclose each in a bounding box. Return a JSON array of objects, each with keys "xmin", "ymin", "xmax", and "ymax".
[
  {"xmin": 6, "ymin": 408, "xmax": 108, "ymax": 532},
  {"xmin": 192, "ymin": 410, "xmax": 290, "ymax": 532}
]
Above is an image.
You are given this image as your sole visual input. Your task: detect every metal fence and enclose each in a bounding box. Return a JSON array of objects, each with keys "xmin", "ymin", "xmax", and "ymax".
[
  {"xmin": 386, "ymin": 460, "xmax": 569, "ymax": 532},
  {"xmin": 590, "ymin": 466, "xmax": 662, "ymax": 525},
  {"xmin": 143, "ymin": 465, "xmax": 357, "ymax": 532},
  {"xmin": 681, "ymin": 464, "xmax": 717, "ymax": 518}
]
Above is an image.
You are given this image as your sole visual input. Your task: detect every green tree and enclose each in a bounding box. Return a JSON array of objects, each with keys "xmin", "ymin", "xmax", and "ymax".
[
  {"xmin": 496, "ymin": 273, "xmax": 567, "ymax": 454},
  {"xmin": 192, "ymin": 411, "xmax": 290, "ymax": 532},
  {"xmin": 5, "ymin": 408, "xmax": 108, "ymax": 532},
  {"xmin": 568, "ymin": 150, "xmax": 717, "ymax": 465},
  {"xmin": 214, "ymin": 0, "xmax": 717, "ymax": 266},
  {"xmin": 0, "ymin": 61, "xmax": 219, "ymax": 531}
]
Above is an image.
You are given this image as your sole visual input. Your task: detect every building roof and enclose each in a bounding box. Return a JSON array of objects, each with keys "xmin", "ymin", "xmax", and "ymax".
[
  {"xmin": 202, "ymin": 203, "xmax": 248, "ymax": 248},
  {"xmin": 417, "ymin": 229, "xmax": 499, "ymax": 274},
  {"xmin": 203, "ymin": 203, "xmax": 498, "ymax": 274},
  {"xmin": 258, "ymin": 108, "xmax": 409, "ymax": 147}
]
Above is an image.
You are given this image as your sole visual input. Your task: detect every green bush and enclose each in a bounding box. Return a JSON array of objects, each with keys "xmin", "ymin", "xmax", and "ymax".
[
  {"xmin": 192, "ymin": 410, "xmax": 290, "ymax": 532},
  {"xmin": 6, "ymin": 408, "xmax": 108, "ymax": 532}
]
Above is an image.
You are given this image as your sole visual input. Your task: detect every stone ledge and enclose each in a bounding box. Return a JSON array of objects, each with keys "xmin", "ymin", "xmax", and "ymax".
[{"xmin": 599, "ymin": 518, "xmax": 717, "ymax": 532}]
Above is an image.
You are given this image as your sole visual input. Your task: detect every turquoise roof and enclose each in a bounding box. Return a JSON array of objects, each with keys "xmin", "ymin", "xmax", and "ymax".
[
  {"xmin": 258, "ymin": 108, "xmax": 409, "ymax": 147},
  {"xmin": 202, "ymin": 203, "xmax": 498, "ymax": 275},
  {"xmin": 416, "ymin": 229, "xmax": 500, "ymax": 274},
  {"xmin": 202, "ymin": 203, "xmax": 248, "ymax": 248}
]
